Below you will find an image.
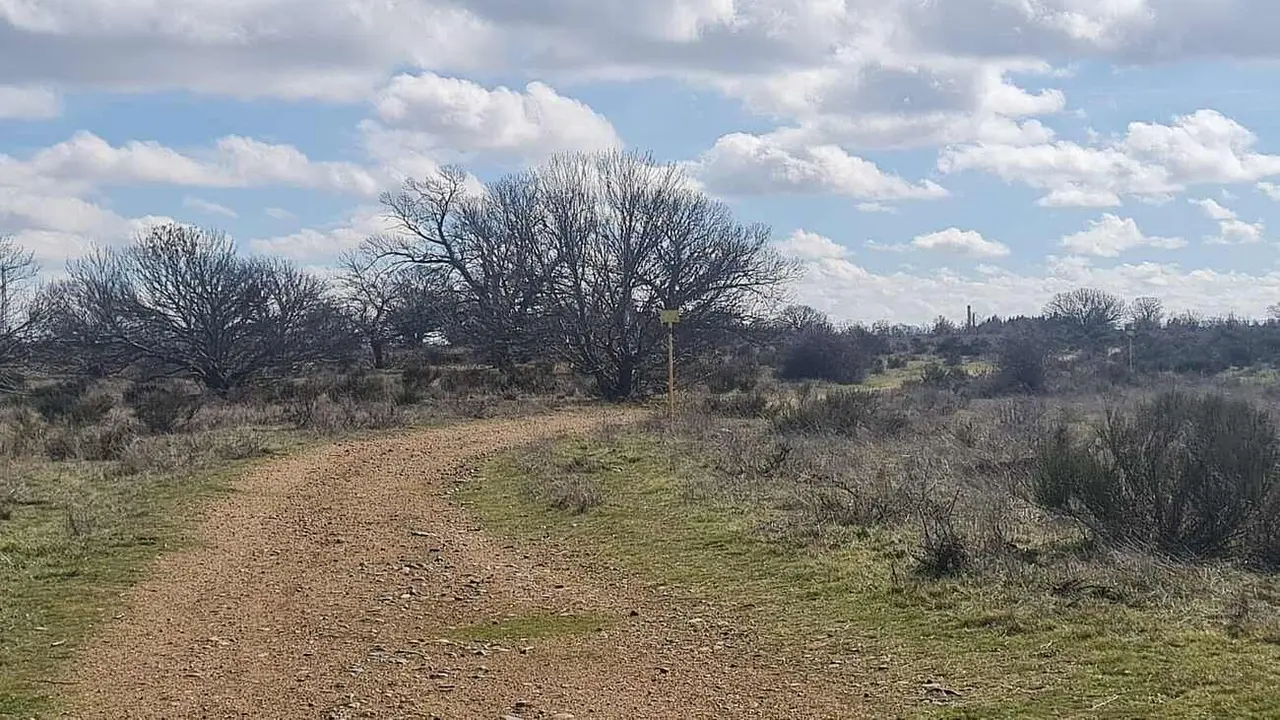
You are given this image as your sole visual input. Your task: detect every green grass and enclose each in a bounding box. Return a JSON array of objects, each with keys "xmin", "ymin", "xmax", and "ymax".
[
  {"xmin": 0, "ymin": 433, "xmax": 300, "ymax": 718},
  {"xmin": 462, "ymin": 432, "xmax": 1280, "ymax": 719},
  {"xmin": 862, "ymin": 358, "xmax": 994, "ymax": 391},
  {"xmin": 446, "ymin": 613, "xmax": 613, "ymax": 643}
]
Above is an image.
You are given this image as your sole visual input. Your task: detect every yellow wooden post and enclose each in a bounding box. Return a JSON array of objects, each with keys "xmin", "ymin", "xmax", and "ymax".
[{"xmin": 659, "ymin": 308, "xmax": 681, "ymax": 420}]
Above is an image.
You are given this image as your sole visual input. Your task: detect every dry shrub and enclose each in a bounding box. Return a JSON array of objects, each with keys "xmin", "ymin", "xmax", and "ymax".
[
  {"xmin": 773, "ymin": 387, "xmax": 908, "ymax": 437},
  {"xmin": 545, "ymin": 476, "xmax": 605, "ymax": 514},
  {"xmin": 44, "ymin": 409, "xmax": 144, "ymax": 461},
  {"xmin": 1034, "ymin": 390, "xmax": 1280, "ymax": 567},
  {"xmin": 113, "ymin": 428, "xmax": 273, "ymax": 477},
  {"xmin": 0, "ymin": 405, "xmax": 46, "ymax": 458},
  {"xmin": 26, "ymin": 380, "xmax": 115, "ymax": 425},
  {"xmin": 123, "ymin": 381, "xmax": 203, "ymax": 434},
  {"xmin": 288, "ymin": 393, "xmax": 404, "ymax": 433},
  {"xmin": 702, "ymin": 389, "xmax": 772, "ymax": 419}
]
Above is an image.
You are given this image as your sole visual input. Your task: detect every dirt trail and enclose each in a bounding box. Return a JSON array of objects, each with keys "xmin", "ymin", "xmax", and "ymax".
[{"xmin": 61, "ymin": 409, "xmax": 861, "ymax": 719}]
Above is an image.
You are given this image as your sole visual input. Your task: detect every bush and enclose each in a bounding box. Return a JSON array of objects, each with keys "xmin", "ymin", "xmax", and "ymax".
[
  {"xmin": 26, "ymin": 381, "xmax": 114, "ymax": 425},
  {"xmin": 916, "ymin": 362, "xmax": 969, "ymax": 392},
  {"xmin": 545, "ymin": 476, "xmax": 605, "ymax": 514},
  {"xmin": 780, "ymin": 327, "xmax": 877, "ymax": 384},
  {"xmin": 774, "ymin": 388, "xmax": 908, "ymax": 437},
  {"xmin": 1033, "ymin": 391, "xmax": 1280, "ymax": 566},
  {"xmin": 703, "ymin": 389, "xmax": 771, "ymax": 419},
  {"xmin": 123, "ymin": 382, "xmax": 203, "ymax": 434},
  {"xmin": 986, "ymin": 334, "xmax": 1048, "ymax": 395}
]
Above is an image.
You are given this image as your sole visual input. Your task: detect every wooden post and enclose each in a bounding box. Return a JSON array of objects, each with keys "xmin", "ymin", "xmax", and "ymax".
[{"xmin": 659, "ymin": 308, "xmax": 681, "ymax": 420}]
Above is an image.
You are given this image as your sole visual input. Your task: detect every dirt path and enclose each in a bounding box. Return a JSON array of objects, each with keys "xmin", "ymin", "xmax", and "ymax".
[{"xmin": 61, "ymin": 409, "xmax": 862, "ymax": 719}]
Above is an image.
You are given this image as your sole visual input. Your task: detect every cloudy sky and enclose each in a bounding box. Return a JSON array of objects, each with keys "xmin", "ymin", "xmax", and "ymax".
[{"xmin": 3, "ymin": 1, "xmax": 1280, "ymax": 324}]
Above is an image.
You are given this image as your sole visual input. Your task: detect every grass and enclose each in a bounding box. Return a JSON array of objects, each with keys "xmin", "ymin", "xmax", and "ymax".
[
  {"xmin": 0, "ymin": 431, "xmax": 302, "ymax": 718},
  {"xmin": 462, "ymin": 430, "xmax": 1280, "ymax": 719},
  {"xmin": 862, "ymin": 358, "xmax": 995, "ymax": 391},
  {"xmin": 446, "ymin": 613, "xmax": 613, "ymax": 643}
]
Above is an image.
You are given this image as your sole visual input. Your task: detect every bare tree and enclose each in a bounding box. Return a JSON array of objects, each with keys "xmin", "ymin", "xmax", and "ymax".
[
  {"xmin": 53, "ymin": 224, "xmax": 349, "ymax": 391},
  {"xmin": 1129, "ymin": 296, "xmax": 1165, "ymax": 330},
  {"xmin": 0, "ymin": 237, "xmax": 39, "ymax": 392},
  {"xmin": 1045, "ymin": 287, "xmax": 1126, "ymax": 346},
  {"xmin": 540, "ymin": 150, "xmax": 796, "ymax": 400},
  {"xmin": 777, "ymin": 305, "xmax": 833, "ymax": 334},
  {"xmin": 375, "ymin": 167, "xmax": 555, "ymax": 371},
  {"xmin": 336, "ymin": 242, "xmax": 450, "ymax": 367}
]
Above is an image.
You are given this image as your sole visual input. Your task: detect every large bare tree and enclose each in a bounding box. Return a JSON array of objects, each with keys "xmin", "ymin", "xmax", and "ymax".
[
  {"xmin": 375, "ymin": 167, "xmax": 555, "ymax": 371},
  {"xmin": 50, "ymin": 224, "xmax": 349, "ymax": 390},
  {"xmin": 540, "ymin": 150, "xmax": 796, "ymax": 399},
  {"xmin": 0, "ymin": 236, "xmax": 39, "ymax": 392}
]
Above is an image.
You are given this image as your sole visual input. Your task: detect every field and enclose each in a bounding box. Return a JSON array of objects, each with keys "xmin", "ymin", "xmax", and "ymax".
[{"xmin": 4, "ymin": 356, "xmax": 1280, "ymax": 717}]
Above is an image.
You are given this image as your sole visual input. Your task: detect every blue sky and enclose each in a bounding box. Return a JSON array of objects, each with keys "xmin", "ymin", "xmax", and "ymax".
[{"xmin": 4, "ymin": 1, "xmax": 1280, "ymax": 324}]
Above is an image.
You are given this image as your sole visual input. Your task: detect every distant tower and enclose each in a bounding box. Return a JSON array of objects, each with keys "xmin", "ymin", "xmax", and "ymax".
[{"xmin": 966, "ymin": 305, "xmax": 975, "ymax": 331}]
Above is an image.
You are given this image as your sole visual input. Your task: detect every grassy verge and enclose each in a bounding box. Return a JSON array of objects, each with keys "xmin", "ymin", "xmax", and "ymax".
[
  {"xmin": 0, "ymin": 430, "xmax": 303, "ymax": 718},
  {"xmin": 463, "ymin": 429, "xmax": 1280, "ymax": 719}
]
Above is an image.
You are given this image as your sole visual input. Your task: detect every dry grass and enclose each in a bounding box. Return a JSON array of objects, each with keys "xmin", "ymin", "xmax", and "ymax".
[{"xmin": 464, "ymin": 382, "xmax": 1280, "ymax": 718}]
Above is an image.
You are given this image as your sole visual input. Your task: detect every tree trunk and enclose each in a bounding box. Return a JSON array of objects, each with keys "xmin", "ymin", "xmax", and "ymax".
[{"xmin": 371, "ymin": 339, "xmax": 387, "ymax": 369}]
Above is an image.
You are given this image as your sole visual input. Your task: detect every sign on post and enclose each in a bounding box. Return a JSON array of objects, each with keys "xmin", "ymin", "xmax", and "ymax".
[{"xmin": 659, "ymin": 308, "xmax": 680, "ymax": 418}]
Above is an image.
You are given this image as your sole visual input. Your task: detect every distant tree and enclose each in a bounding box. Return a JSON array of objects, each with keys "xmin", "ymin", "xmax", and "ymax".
[
  {"xmin": 0, "ymin": 237, "xmax": 39, "ymax": 392},
  {"xmin": 1129, "ymin": 296, "xmax": 1165, "ymax": 331},
  {"xmin": 778, "ymin": 304, "xmax": 833, "ymax": 333},
  {"xmin": 51, "ymin": 224, "xmax": 348, "ymax": 391},
  {"xmin": 1045, "ymin": 287, "xmax": 1126, "ymax": 348}
]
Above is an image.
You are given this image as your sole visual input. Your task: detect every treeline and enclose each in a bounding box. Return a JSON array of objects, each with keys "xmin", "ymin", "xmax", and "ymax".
[
  {"xmin": 5, "ymin": 150, "xmax": 1280, "ymax": 401},
  {"xmin": 0, "ymin": 150, "xmax": 796, "ymax": 400}
]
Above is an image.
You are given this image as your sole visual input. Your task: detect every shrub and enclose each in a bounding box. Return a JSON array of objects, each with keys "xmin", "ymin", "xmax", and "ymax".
[
  {"xmin": 123, "ymin": 382, "xmax": 203, "ymax": 434},
  {"xmin": 703, "ymin": 389, "xmax": 771, "ymax": 419},
  {"xmin": 774, "ymin": 388, "xmax": 908, "ymax": 437},
  {"xmin": 780, "ymin": 327, "xmax": 876, "ymax": 384},
  {"xmin": 1033, "ymin": 391, "xmax": 1280, "ymax": 565},
  {"xmin": 986, "ymin": 334, "xmax": 1048, "ymax": 395},
  {"xmin": 916, "ymin": 362, "xmax": 969, "ymax": 392},
  {"xmin": 545, "ymin": 476, "xmax": 605, "ymax": 514},
  {"xmin": 26, "ymin": 380, "xmax": 114, "ymax": 425}
]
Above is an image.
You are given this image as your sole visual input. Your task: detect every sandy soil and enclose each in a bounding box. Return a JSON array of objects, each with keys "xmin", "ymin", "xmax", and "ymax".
[{"xmin": 61, "ymin": 409, "xmax": 867, "ymax": 719}]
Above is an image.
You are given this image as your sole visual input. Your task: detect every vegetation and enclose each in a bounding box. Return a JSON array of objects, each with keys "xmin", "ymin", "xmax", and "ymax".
[{"xmin": 9, "ymin": 145, "xmax": 1280, "ymax": 715}]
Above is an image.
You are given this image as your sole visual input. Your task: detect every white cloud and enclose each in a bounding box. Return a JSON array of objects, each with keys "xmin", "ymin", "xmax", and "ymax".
[
  {"xmin": 1259, "ymin": 182, "xmax": 1280, "ymax": 201},
  {"xmin": 691, "ymin": 131, "xmax": 948, "ymax": 201},
  {"xmin": 789, "ymin": 250, "xmax": 1280, "ymax": 326},
  {"xmin": 1189, "ymin": 198, "xmax": 1266, "ymax": 245},
  {"xmin": 775, "ymin": 229, "xmax": 851, "ymax": 262},
  {"xmin": 1059, "ymin": 214, "xmax": 1185, "ymax": 257},
  {"xmin": 362, "ymin": 72, "xmax": 620, "ymax": 166},
  {"xmin": 0, "ymin": 186, "xmax": 177, "ymax": 265},
  {"xmin": 940, "ymin": 109, "xmax": 1280, "ymax": 206},
  {"xmin": 911, "ymin": 228, "xmax": 1011, "ymax": 258},
  {"xmin": 1189, "ymin": 198, "xmax": 1235, "ymax": 220},
  {"xmin": 0, "ymin": 85, "xmax": 60, "ymax": 119},
  {"xmin": 182, "ymin": 196, "xmax": 238, "ymax": 219},
  {"xmin": 0, "ymin": 131, "xmax": 382, "ymax": 196},
  {"xmin": 247, "ymin": 207, "xmax": 388, "ymax": 264},
  {"xmin": 0, "ymin": 1, "xmax": 496, "ymax": 101},
  {"xmin": 265, "ymin": 207, "xmax": 298, "ymax": 221}
]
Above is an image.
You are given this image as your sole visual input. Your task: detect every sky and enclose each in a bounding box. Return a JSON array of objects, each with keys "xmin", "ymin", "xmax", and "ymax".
[{"xmin": 3, "ymin": 1, "xmax": 1280, "ymax": 325}]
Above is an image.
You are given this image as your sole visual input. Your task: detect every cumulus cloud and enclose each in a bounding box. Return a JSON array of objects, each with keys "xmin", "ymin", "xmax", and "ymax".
[
  {"xmin": 247, "ymin": 207, "xmax": 389, "ymax": 265},
  {"xmin": 0, "ymin": 132, "xmax": 382, "ymax": 196},
  {"xmin": 940, "ymin": 110, "xmax": 1280, "ymax": 206},
  {"xmin": 361, "ymin": 72, "xmax": 620, "ymax": 169},
  {"xmin": 1190, "ymin": 198, "xmax": 1265, "ymax": 245},
  {"xmin": 1059, "ymin": 214, "xmax": 1185, "ymax": 257},
  {"xmin": 1259, "ymin": 182, "xmax": 1280, "ymax": 201},
  {"xmin": 911, "ymin": 228, "xmax": 1011, "ymax": 258},
  {"xmin": 690, "ymin": 131, "xmax": 948, "ymax": 201},
  {"xmin": 775, "ymin": 229, "xmax": 851, "ymax": 261}
]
